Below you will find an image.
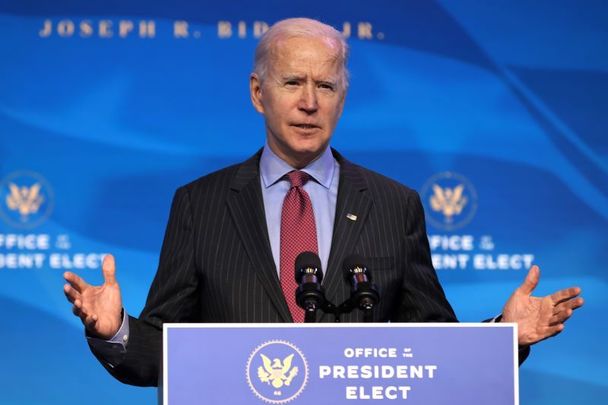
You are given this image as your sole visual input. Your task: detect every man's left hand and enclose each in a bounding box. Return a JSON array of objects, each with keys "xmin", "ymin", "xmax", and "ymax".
[{"xmin": 502, "ymin": 265, "xmax": 584, "ymax": 346}]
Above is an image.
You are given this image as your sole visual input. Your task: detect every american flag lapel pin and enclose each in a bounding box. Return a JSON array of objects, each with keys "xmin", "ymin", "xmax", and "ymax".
[{"xmin": 346, "ymin": 213, "xmax": 357, "ymax": 221}]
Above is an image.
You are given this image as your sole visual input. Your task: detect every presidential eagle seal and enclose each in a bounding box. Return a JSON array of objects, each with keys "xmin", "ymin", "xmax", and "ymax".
[
  {"xmin": 420, "ymin": 171, "xmax": 477, "ymax": 231},
  {"xmin": 246, "ymin": 340, "xmax": 308, "ymax": 404},
  {"xmin": 0, "ymin": 170, "xmax": 54, "ymax": 229}
]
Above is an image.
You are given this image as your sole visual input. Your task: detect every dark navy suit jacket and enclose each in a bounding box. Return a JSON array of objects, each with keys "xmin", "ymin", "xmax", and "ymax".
[{"xmin": 91, "ymin": 149, "xmax": 458, "ymax": 386}]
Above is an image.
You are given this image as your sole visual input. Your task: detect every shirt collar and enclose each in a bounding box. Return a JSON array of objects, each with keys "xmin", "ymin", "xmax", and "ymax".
[{"xmin": 260, "ymin": 143, "xmax": 335, "ymax": 189}]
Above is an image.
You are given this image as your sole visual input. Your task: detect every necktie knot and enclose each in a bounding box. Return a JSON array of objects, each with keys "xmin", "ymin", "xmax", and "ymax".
[{"xmin": 286, "ymin": 170, "xmax": 310, "ymax": 188}]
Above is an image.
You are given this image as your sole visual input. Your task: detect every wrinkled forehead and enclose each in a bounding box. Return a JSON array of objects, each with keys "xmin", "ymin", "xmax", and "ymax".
[{"xmin": 268, "ymin": 36, "xmax": 344, "ymax": 71}]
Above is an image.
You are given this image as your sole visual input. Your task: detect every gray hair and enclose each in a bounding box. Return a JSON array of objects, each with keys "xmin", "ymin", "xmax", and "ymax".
[{"xmin": 253, "ymin": 18, "xmax": 350, "ymax": 89}]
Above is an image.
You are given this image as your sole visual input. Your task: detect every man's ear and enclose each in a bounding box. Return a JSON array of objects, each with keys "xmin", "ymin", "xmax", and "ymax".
[{"xmin": 249, "ymin": 73, "xmax": 264, "ymax": 114}]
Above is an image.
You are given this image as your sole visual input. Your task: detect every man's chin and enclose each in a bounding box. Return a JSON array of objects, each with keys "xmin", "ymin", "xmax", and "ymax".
[
  {"xmin": 267, "ymin": 136, "xmax": 329, "ymax": 167},
  {"xmin": 280, "ymin": 146, "xmax": 326, "ymax": 168},
  {"xmin": 289, "ymin": 150, "xmax": 321, "ymax": 168}
]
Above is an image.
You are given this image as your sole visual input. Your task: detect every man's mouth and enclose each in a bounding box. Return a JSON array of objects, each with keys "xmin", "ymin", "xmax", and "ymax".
[{"xmin": 292, "ymin": 124, "xmax": 320, "ymax": 129}]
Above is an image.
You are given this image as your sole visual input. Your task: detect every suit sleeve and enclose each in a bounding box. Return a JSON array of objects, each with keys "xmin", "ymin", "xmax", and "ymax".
[
  {"xmin": 89, "ymin": 186, "xmax": 201, "ymax": 386},
  {"xmin": 392, "ymin": 191, "xmax": 458, "ymax": 322}
]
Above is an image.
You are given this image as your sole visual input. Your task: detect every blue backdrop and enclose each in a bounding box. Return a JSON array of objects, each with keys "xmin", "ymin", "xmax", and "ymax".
[{"xmin": 0, "ymin": 1, "xmax": 606, "ymax": 403}]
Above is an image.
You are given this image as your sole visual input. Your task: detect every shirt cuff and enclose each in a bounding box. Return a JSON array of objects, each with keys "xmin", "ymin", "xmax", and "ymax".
[
  {"xmin": 86, "ymin": 309, "xmax": 129, "ymax": 368},
  {"xmin": 106, "ymin": 309, "xmax": 130, "ymax": 345}
]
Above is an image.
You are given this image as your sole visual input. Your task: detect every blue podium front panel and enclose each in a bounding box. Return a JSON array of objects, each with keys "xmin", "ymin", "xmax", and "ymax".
[{"xmin": 164, "ymin": 323, "xmax": 517, "ymax": 405}]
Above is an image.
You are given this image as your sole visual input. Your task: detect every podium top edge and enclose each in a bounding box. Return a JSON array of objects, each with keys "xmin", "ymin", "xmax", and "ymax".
[{"xmin": 163, "ymin": 322, "xmax": 517, "ymax": 330}]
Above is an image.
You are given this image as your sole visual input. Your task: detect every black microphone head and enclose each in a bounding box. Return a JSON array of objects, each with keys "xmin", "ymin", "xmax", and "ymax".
[
  {"xmin": 343, "ymin": 254, "xmax": 380, "ymax": 309},
  {"xmin": 342, "ymin": 254, "xmax": 370, "ymax": 280},
  {"xmin": 295, "ymin": 251, "xmax": 323, "ymax": 284}
]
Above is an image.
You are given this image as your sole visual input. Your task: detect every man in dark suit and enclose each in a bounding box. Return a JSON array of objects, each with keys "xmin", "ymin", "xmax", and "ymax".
[{"xmin": 63, "ymin": 18, "xmax": 583, "ymax": 387}]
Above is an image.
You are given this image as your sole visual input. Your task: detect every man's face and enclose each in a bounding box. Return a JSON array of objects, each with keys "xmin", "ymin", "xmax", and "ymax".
[{"xmin": 250, "ymin": 36, "xmax": 346, "ymax": 168}]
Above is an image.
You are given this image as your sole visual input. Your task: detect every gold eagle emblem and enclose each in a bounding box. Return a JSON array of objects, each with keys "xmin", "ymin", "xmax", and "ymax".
[
  {"xmin": 257, "ymin": 353, "xmax": 299, "ymax": 389},
  {"xmin": 430, "ymin": 183, "xmax": 467, "ymax": 223},
  {"xmin": 6, "ymin": 182, "xmax": 44, "ymax": 220}
]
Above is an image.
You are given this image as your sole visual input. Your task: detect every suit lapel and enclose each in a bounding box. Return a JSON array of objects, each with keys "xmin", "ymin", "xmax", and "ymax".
[
  {"xmin": 225, "ymin": 148, "xmax": 371, "ymax": 323},
  {"xmin": 226, "ymin": 150, "xmax": 292, "ymax": 322},
  {"xmin": 322, "ymin": 151, "xmax": 373, "ymax": 311}
]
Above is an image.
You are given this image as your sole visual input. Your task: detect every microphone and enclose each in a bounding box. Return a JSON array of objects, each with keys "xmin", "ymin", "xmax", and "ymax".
[
  {"xmin": 294, "ymin": 251, "xmax": 326, "ymax": 322},
  {"xmin": 343, "ymin": 254, "xmax": 380, "ymax": 320}
]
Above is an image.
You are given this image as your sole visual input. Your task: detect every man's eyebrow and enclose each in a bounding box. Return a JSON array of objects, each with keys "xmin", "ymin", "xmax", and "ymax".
[
  {"xmin": 281, "ymin": 74, "xmax": 305, "ymax": 81},
  {"xmin": 316, "ymin": 78, "xmax": 338, "ymax": 85},
  {"xmin": 280, "ymin": 75, "xmax": 338, "ymax": 84}
]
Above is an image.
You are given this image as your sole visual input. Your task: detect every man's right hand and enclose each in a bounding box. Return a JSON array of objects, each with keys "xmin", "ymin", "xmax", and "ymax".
[{"xmin": 64, "ymin": 254, "xmax": 123, "ymax": 339}]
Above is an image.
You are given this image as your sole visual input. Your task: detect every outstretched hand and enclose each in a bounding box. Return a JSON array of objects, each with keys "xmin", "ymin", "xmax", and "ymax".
[
  {"xmin": 502, "ymin": 265, "xmax": 583, "ymax": 346},
  {"xmin": 63, "ymin": 254, "xmax": 123, "ymax": 340}
]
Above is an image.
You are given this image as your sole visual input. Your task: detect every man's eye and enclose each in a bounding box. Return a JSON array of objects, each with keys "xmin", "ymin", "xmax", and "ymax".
[
  {"xmin": 285, "ymin": 81, "xmax": 299, "ymax": 86},
  {"xmin": 319, "ymin": 83, "xmax": 335, "ymax": 91}
]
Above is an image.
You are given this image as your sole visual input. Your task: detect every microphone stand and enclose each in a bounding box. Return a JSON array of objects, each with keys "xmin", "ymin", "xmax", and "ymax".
[
  {"xmin": 304, "ymin": 303, "xmax": 318, "ymax": 323},
  {"xmin": 296, "ymin": 276, "xmax": 378, "ymax": 323},
  {"xmin": 317, "ymin": 295, "xmax": 377, "ymax": 322},
  {"xmin": 360, "ymin": 299, "xmax": 375, "ymax": 323}
]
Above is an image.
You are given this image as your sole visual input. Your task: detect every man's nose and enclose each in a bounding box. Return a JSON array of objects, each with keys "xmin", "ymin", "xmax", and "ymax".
[{"xmin": 298, "ymin": 84, "xmax": 318, "ymax": 114}]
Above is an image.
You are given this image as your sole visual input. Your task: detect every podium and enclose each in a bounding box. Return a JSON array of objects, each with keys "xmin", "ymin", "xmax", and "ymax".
[{"xmin": 162, "ymin": 323, "xmax": 518, "ymax": 404}]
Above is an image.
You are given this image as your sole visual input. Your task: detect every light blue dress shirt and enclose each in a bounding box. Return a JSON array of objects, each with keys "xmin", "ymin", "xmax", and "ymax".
[{"xmin": 259, "ymin": 144, "xmax": 340, "ymax": 274}]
